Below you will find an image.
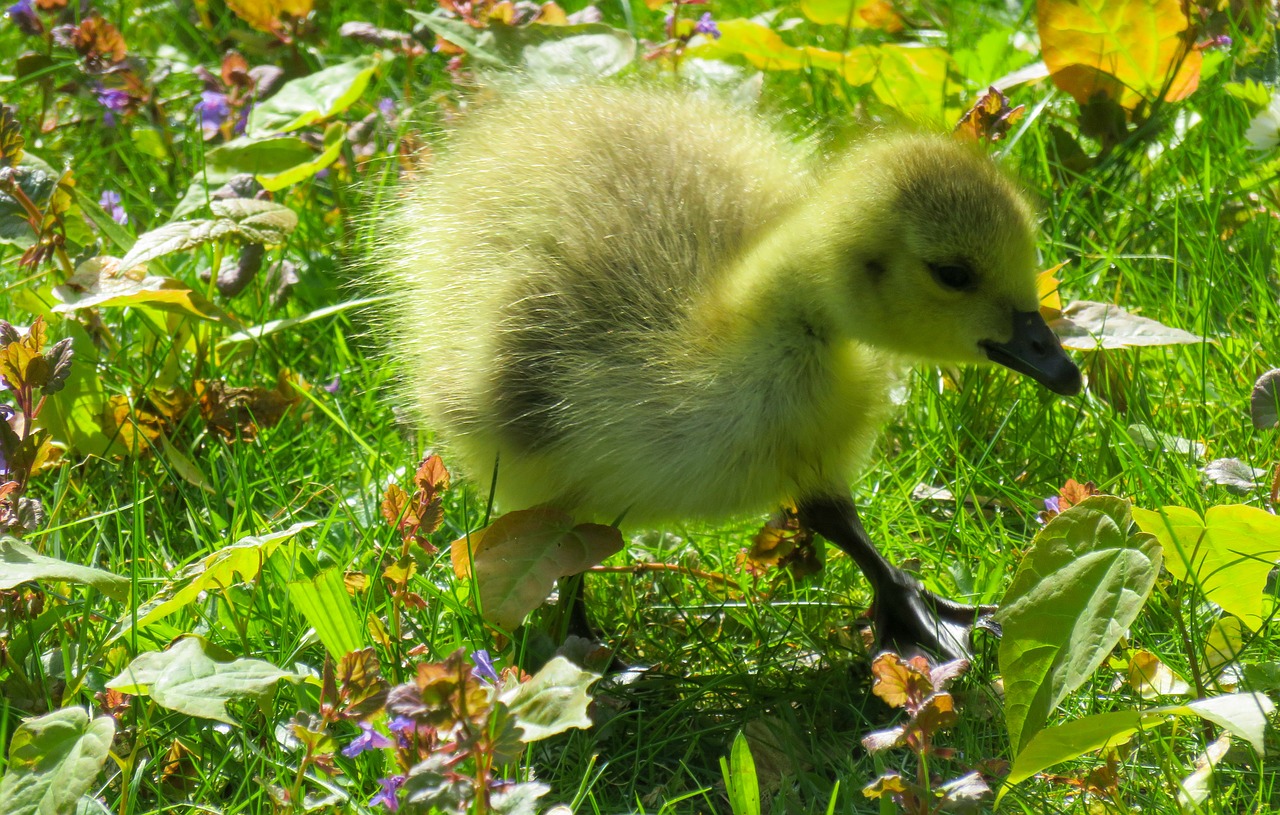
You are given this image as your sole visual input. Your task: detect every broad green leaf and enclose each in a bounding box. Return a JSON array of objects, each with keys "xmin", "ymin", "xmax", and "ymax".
[
  {"xmin": 1037, "ymin": 0, "xmax": 1200, "ymax": 110},
  {"xmin": 688, "ymin": 18, "xmax": 809, "ymax": 70},
  {"xmin": 1005, "ymin": 692, "xmax": 1274, "ymax": 788},
  {"xmin": 35, "ymin": 320, "xmax": 131, "ymax": 459},
  {"xmin": 406, "ymin": 10, "xmax": 504, "ymax": 66},
  {"xmin": 52, "ymin": 258, "xmax": 233, "ymax": 325},
  {"xmin": 869, "ymin": 44, "xmax": 956, "ymax": 126},
  {"xmin": 204, "ymin": 136, "xmax": 318, "ymax": 185},
  {"xmin": 116, "ymin": 199, "xmax": 296, "ymax": 271},
  {"xmin": 256, "ymin": 123, "xmax": 345, "ymax": 191},
  {"xmin": 1051, "ymin": 301, "xmax": 1203, "ymax": 350},
  {"xmin": 0, "ymin": 708, "xmax": 115, "ymax": 815},
  {"xmin": 499, "ymin": 656, "xmax": 597, "ymax": 741},
  {"xmin": 247, "ymin": 56, "xmax": 380, "ymax": 137},
  {"xmin": 106, "ymin": 636, "xmax": 302, "ymax": 724},
  {"xmin": 287, "ymin": 567, "xmax": 366, "ymax": 659},
  {"xmin": 453, "ymin": 508, "xmax": 623, "ymax": 631},
  {"xmin": 0, "ymin": 155, "xmax": 56, "ymax": 249},
  {"xmin": 1250, "ymin": 368, "xmax": 1280, "ymax": 429},
  {"xmin": 996, "ymin": 496, "xmax": 1162, "ymax": 752},
  {"xmin": 720, "ymin": 731, "xmax": 761, "ymax": 815},
  {"xmin": 506, "ymin": 28, "xmax": 637, "ymax": 83},
  {"xmin": 0, "ymin": 537, "xmax": 130, "ymax": 602},
  {"xmin": 113, "ymin": 521, "xmax": 314, "ymax": 638},
  {"xmin": 1132, "ymin": 504, "xmax": 1280, "ymax": 628}
]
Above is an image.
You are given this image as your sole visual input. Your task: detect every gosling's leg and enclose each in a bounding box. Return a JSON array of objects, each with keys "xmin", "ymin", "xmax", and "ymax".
[{"xmin": 796, "ymin": 495, "xmax": 998, "ymax": 661}]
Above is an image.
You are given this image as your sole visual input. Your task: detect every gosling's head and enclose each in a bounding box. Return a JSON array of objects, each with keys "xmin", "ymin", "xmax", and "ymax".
[{"xmin": 827, "ymin": 134, "xmax": 1082, "ymax": 396}]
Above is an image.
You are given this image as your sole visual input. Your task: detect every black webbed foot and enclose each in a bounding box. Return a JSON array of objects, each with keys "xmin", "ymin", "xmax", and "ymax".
[
  {"xmin": 797, "ymin": 494, "xmax": 1000, "ymax": 661},
  {"xmin": 870, "ymin": 565, "xmax": 999, "ymax": 661}
]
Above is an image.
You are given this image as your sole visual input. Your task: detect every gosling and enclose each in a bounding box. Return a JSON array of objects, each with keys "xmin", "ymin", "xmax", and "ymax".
[{"xmin": 380, "ymin": 85, "xmax": 1082, "ymax": 660}]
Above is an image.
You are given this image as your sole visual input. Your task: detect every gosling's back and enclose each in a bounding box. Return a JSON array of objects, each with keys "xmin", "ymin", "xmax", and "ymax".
[{"xmin": 382, "ymin": 86, "xmax": 893, "ymax": 521}]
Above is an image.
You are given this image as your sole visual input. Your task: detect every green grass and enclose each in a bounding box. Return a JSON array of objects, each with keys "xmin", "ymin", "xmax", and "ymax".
[{"xmin": 2, "ymin": 0, "xmax": 1279, "ymax": 813}]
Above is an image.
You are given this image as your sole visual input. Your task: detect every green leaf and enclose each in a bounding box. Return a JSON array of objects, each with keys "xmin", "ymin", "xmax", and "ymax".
[
  {"xmin": 406, "ymin": 10, "xmax": 504, "ymax": 66},
  {"xmin": 256, "ymin": 123, "xmax": 345, "ymax": 191},
  {"xmin": 499, "ymin": 656, "xmax": 598, "ymax": 741},
  {"xmin": 0, "ymin": 708, "xmax": 116, "ymax": 815},
  {"xmin": 1005, "ymin": 692, "xmax": 1275, "ymax": 788},
  {"xmin": 488, "ymin": 23, "xmax": 636, "ymax": 82},
  {"xmin": 205, "ymin": 136, "xmax": 318, "ymax": 186},
  {"xmin": 113, "ymin": 521, "xmax": 314, "ymax": 638},
  {"xmin": 0, "ymin": 537, "xmax": 130, "ymax": 603},
  {"xmin": 116, "ymin": 199, "xmax": 297, "ymax": 271},
  {"xmin": 287, "ymin": 568, "xmax": 366, "ymax": 659},
  {"xmin": 996, "ymin": 496, "xmax": 1162, "ymax": 752},
  {"xmin": 869, "ymin": 44, "xmax": 957, "ymax": 126},
  {"xmin": 247, "ymin": 56, "xmax": 380, "ymax": 137},
  {"xmin": 52, "ymin": 258, "xmax": 235, "ymax": 325},
  {"xmin": 0, "ymin": 155, "xmax": 56, "ymax": 249},
  {"xmin": 720, "ymin": 731, "xmax": 761, "ymax": 815},
  {"xmin": 106, "ymin": 636, "xmax": 302, "ymax": 724},
  {"xmin": 1132, "ymin": 504, "xmax": 1280, "ymax": 628}
]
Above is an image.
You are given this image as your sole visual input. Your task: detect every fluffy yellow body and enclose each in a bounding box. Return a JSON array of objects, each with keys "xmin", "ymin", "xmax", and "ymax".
[{"xmin": 380, "ymin": 85, "xmax": 1045, "ymax": 527}]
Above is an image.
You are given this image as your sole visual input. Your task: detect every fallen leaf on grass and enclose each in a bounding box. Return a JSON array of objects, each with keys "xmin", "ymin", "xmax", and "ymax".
[
  {"xmin": 451, "ymin": 509, "xmax": 623, "ymax": 631},
  {"xmin": 196, "ymin": 370, "xmax": 308, "ymax": 441},
  {"xmin": 1051, "ymin": 300, "xmax": 1203, "ymax": 350}
]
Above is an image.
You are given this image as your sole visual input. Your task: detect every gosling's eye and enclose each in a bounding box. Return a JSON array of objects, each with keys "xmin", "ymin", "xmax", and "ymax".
[{"xmin": 929, "ymin": 262, "xmax": 976, "ymax": 291}]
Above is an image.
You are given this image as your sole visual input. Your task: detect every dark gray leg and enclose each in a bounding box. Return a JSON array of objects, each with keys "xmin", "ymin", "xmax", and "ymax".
[{"xmin": 796, "ymin": 494, "xmax": 998, "ymax": 660}]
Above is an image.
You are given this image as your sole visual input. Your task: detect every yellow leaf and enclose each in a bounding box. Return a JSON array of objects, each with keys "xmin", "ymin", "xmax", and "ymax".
[
  {"xmin": 1037, "ymin": 261, "xmax": 1068, "ymax": 318},
  {"xmin": 1037, "ymin": 0, "xmax": 1201, "ymax": 110}
]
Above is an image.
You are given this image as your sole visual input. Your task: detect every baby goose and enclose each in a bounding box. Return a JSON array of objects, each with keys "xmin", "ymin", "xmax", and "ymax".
[{"xmin": 380, "ymin": 85, "xmax": 1081, "ymax": 659}]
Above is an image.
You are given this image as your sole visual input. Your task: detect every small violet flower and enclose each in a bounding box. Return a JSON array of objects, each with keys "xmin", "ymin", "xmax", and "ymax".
[
  {"xmin": 378, "ymin": 97, "xmax": 398, "ymax": 122},
  {"xmin": 195, "ymin": 89, "xmax": 231, "ymax": 140},
  {"xmin": 6, "ymin": 0, "xmax": 41, "ymax": 36},
  {"xmin": 1042, "ymin": 496, "xmax": 1060, "ymax": 514},
  {"xmin": 341, "ymin": 722, "xmax": 394, "ymax": 758},
  {"xmin": 99, "ymin": 190, "xmax": 127, "ymax": 225},
  {"xmin": 323, "ymin": 376, "xmax": 341, "ymax": 394},
  {"xmin": 95, "ymin": 87, "xmax": 130, "ymax": 127},
  {"xmin": 371, "ymin": 775, "xmax": 405, "ymax": 812},
  {"xmin": 386, "ymin": 715, "xmax": 415, "ymax": 748},
  {"xmin": 471, "ymin": 649, "xmax": 498, "ymax": 684},
  {"xmin": 695, "ymin": 12, "xmax": 721, "ymax": 39}
]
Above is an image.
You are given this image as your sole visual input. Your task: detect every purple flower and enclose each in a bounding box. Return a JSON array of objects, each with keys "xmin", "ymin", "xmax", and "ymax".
[
  {"xmin": 386, "ymin": 715, "xmax": 415, "ymax": 748},
  {"xmin": 1043, "ymin": 496, "xmax": 1060, "ymax": 514},
  {"xmin": 371, "ymin": 775, "xmax": 405, "ymax": 812},
  {"xmin": 195, "ymin": 89, "xmax": 230, "ymax": 140},
  {"xmin": 323, "ymin": 376, "xmax": 341, "ymax": 394},
  {"xmin": 6, "ymin": 0, "xmax": 41, "ymax": 36},
  {"xmin": 470, "ymin": 650, "xmax": 498, "ymax": 684},
  {"xmin": 99, "ymin": 190, "xmax": 127, "ymax": 225},
  {"xmin": 695, "ymin": 12, "xmax": 720, "ymax": 39},
  {"xmin": 378, "ymin": 97, "xmax": 397, "ymax": 122},
  {"xmin": 341, "ymin": 722, "xmax": 394, "ymax": 758},
  {"xmin": 95, "ymin": 87, "xmax": 130, "ymax": 127}
]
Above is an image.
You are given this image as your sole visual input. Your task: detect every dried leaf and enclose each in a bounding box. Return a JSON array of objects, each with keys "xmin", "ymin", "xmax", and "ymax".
[
  {"xmin": 1250, "ymin": 369, "xmax": 1280, "ymax": 429},
  {"xmin": 954, "ymin": 86, "xmax": 1025, "ymax": 143},
  {"xmin": 450, "ymin": 508, "xmax": 623, "ymax": 631},
  {"xmin": 1127, "ymin": 649, "xmax": 1191, "ymax": 699},
  {"xmin": 195, "ymin": 371, "xmax": 306, "ymax": 441},
  {"xmin": 1051, "ymin": 300, "xmax": 1203, "ymax": 350}
]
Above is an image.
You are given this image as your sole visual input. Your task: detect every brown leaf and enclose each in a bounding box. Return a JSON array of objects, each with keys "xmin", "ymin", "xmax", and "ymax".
[
  {"xmin": 870, "ymin": 652, "xmax": 933, "ymax": 711},
  {"xmin": 954, "ymin": 86, "xmax": 1025, "ymax": 144},
  {"xmin": 65, "ymin": 15, "xmax": 128, "ymax": 67},
  {"xmin": 336, "ymin": 647, "xmax": 390, "ymax": 719},
  {"xmin": 224, "ymin": 0, "xmax": 313, "ymax": 36},
  {"xmin": 195, "ymin": 371, "xmax": 305, "ymax": 441},
  {"xmin": 450, "ymin": 508, "xmax": 624, "ymax": 631}
]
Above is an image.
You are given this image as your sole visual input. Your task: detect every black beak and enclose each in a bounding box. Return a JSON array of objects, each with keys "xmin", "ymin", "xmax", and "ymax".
[{"xmin": 980, "ymin": 310, "xmax": 1082, "ymax": 396}]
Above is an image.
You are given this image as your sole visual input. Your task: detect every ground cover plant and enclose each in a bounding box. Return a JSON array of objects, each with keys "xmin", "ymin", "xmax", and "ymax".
[{"xmin": 1, "ymin": 0, "xmax": 1279, "ymax": 812}]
